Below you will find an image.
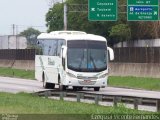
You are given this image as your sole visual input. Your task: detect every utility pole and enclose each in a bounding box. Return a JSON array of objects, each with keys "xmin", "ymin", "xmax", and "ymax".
[
  {"xmin": 68, "ymin": 4, "xmax": 88, "ymax": 12},
  {"xmin": 64, "ymin": 4, "xmax": 67, "ymax": 30},
  {"xmin": 16, "ymin": 25, "xmax": 18, "ymax": 35},
  {"xmin": 12, "ymin": 24, "xmax": 15, "ymax": 35},
  {"xmin": 63, "ymin": 4, "xmax": 88, "ymax": 30},
  {"xmin": 63, "ymin": 4, "xmax": 88, "ymax": 31}
]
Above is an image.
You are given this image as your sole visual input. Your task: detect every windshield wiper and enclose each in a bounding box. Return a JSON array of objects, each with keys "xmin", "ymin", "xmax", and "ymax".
[
  {"xmin": 79, "ymin": 50, "xmax": 84, "ymax": 70},
  {"xmin": 90, "ymin": 54, "xmax": 97, "ymax": 70}
]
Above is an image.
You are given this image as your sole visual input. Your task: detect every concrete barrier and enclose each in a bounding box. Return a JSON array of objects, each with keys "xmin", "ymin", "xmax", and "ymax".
[
  {"xmin": 0, "ymin": 60, "xmax": 35, "ymax": 70},
  {"xmin": 0, "ymin": 60, "xmax": 14, "ymax": 68},
  {"xmin": 12, "ymin": 60, "xmax": 35, "ymax": 70},
  {"xmin": 0, "ymin": 59, "xmax": 160, "ymax": 78},
  {"xmin": 109, "ymin": 63, "xmax": 160, "ymax": 78}
]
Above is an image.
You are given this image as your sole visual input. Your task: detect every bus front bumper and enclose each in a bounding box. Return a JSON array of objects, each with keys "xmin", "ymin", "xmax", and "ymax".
[{"xmin": 63, "ymin": 76, "xmax": 108, "ymax": 88}]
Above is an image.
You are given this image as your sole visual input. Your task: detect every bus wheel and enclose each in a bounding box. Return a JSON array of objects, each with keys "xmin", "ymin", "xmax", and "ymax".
[
  {"xmin": 43, "ymin": 82, "xmax": 50, "ymax": 89},
  {"xmin": 73, "ymin": 86, "xmax": 82, "ymax": 91},
  {"xmin": 51, "ymin": 83, "xmax": 55, "ymax": 89},
  {"xmin": 42, "ymin": 73, "xmax": 49, "ymax": 89},
  {"xmin": 94, "ymin": 87, "xmax": 100, "ymax": 91},
  {"xmin": 59, "ymin": 84, "xmax": 66, "ymax": 91},
  {"xmin": 78, "ymin": 87, "xmax": 83, "ymax": 90},
  {"xmin": 73, "ymin": 86, "xmax": 78, "ymax": 91}
]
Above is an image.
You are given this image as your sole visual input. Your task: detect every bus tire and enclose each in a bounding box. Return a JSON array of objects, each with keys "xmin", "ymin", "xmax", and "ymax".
[
  {"xmin": 94, "ymin": 87, "xmax": 100, "ymax": 91},
  {"xmin": 58, "ymin": 75, "xmax": 66, "ymax": 91},
  {"xmin": 59, "ymin": 84, "xmax": 66, "ymax": 91},
  {"xmin": 43, "ymin": 81, "xmax": 50, "ymax": 89},
  {"xmin": 51, "ymin": 83, "xmax": 55, "ymax": 89},
  {"xmin": 73, "ymin": 86, "xmax": 78, "ymax": 91},
  {"xmin": 42, "ymin": 73, "xmax": 49, "ymax": 89}
]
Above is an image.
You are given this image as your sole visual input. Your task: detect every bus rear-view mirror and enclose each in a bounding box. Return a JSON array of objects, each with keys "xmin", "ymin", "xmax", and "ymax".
[
  {"xmin": 61, "ymin": 45, "xmax": 67, "ymax": 58},
  {"xmin": 107, "ymin": 47, "xmax": 114, "ymax": 61}
]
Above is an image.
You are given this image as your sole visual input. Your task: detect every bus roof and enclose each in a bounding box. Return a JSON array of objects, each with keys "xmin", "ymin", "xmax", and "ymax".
[
  {"xmin": 50, "ymin": 31, "xmax": 86, "ymax": 35},
  {"xmin": 37, "ymin": 31, "xmax": 106, "ymax": 42}
]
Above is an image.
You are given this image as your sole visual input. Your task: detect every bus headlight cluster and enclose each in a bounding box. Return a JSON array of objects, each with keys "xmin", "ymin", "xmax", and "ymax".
[
  {"xmin": 66, "ymin": 72, "xmax": 77, "ymax": 78},
  {"xmin": 99, "ymin": 73, "xmax": 108, "ymax": 79}
]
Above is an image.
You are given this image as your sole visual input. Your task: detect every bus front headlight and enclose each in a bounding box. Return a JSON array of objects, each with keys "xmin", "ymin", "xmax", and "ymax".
[
  {"xmin": 66, "ymin": 72, "xmax": 77, "ymax": 78},
  {"xmin": 99, "ymin": 73, "xmax": 108, "ymax": 79}
]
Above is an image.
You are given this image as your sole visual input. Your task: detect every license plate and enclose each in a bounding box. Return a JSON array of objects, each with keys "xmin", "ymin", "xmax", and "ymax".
[{"xmin": 84, "ymin": 80, "xmax": 91, "ymax": 83}]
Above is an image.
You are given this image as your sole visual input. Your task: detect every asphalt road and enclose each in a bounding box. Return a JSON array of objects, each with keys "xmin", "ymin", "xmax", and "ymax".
[
  {"xmin": 0, "ymin": 77, "xmax": 44, "ymax": 93},
  {"xmin": 0, "ymin": 76, "xmax": 160, "ymax": 100}
]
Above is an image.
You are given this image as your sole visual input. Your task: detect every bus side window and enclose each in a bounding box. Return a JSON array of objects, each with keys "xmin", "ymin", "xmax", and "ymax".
[
  {"xmin": 58, "ymin": 40, "xmax": 66, "ymax": 57},
  {"xmin": 36, "ymin": 40, "xmax": 44, "ymax": 55}
]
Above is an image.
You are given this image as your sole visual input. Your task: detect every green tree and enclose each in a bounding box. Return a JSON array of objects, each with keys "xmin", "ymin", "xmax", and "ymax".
[
  {"xmin": 46, "ymin": 0, "xmax": 115, "ymax": 38},
  {"xmin": 46, "ymin": 3, "xmax": 64, "ymax": 32},
  {"xmin": 19, "ymin": 27, "xmax": 41, "ymax": 48},
  {"xmin": 47, "ymin": 0, "xmax": 160, "ymax": 46},
  {"xmin": 109, "ymin": 24, "xmax": 131, "ymax": 46}
]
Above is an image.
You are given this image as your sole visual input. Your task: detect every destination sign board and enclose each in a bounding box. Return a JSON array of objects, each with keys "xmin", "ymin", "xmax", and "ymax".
[
  {"xmin": 127, "ymin": 0, "xmax": 159, "ymax": 21},
  {"xmin": 88, "ymin": 0, "xmax": 117, "ymax": 21}
]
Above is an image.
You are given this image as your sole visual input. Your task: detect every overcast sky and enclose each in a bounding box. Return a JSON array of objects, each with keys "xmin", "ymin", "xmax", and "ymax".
[{"xmin": 0, "ymin": 0, "xmax": 50, "ymax": 35}]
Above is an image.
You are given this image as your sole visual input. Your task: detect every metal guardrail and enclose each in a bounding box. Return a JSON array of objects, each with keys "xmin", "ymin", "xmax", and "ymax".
[{"xmin": 33, "ymin": 90, "xmax": 160, "ymax": 112}]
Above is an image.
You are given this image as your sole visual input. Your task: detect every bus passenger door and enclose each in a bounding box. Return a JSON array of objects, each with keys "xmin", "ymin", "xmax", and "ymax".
[{"xmin": 45, "ymin": 56, "xmax": 60, "ymax": 84}]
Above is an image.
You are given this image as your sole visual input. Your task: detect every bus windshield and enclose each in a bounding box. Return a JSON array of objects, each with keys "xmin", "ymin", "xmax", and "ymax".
[{"xmin": 67, "ymin": 40, "xmax": 107, "ymax": 72}]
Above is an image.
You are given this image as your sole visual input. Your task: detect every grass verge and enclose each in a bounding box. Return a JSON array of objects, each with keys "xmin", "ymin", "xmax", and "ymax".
[
  {"xmin": 0, "ymin": 92, "xmax": 151, "ymax": 114},
  {"xmin": 0, "ymin": 67, "xmax": 34, "ymax": 79},
  {"xmin": 108, "ymin": 76, "xmax": 160, "ymax": 91}
]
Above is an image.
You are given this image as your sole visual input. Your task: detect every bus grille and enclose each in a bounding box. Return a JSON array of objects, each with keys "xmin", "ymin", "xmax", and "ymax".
[
  {"xmin": 78, "ymin": 80, "xmax": 96, "ymax": 85},
  {"xmin": 77, "ymin": 76, "xmax": 98, "ymax": 80}
]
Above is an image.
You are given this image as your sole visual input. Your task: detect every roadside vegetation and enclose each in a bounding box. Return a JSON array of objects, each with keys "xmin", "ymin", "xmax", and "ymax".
[
  {"xmin": 108, "ymin": 76, "xmax": 160, "ymax": 91},
  {"xmin": 0, "ymin": 92, "xmax": 151, "ymax": 114},
  {"xmin": 46, "ymin": 0, "xmax": 160, "ymax": 46},
  {"xmin": 0, "ymin": 67, "xmax": 34, "ymax": 80}
]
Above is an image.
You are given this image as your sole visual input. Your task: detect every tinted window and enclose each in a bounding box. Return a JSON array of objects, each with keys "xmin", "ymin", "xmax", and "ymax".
[
  {"xmin": 67, "ymin": 40, "xmax": 107, "ymax": 72},
  {"xmin": 37, "ymin": 39, "xmax": 65, "ymax": 56}
]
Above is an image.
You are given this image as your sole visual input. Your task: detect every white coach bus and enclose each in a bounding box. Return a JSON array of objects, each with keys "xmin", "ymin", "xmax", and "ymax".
[{"xmin": 35, "ymin": 31, "xmax": 114, "ymax": 91}]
